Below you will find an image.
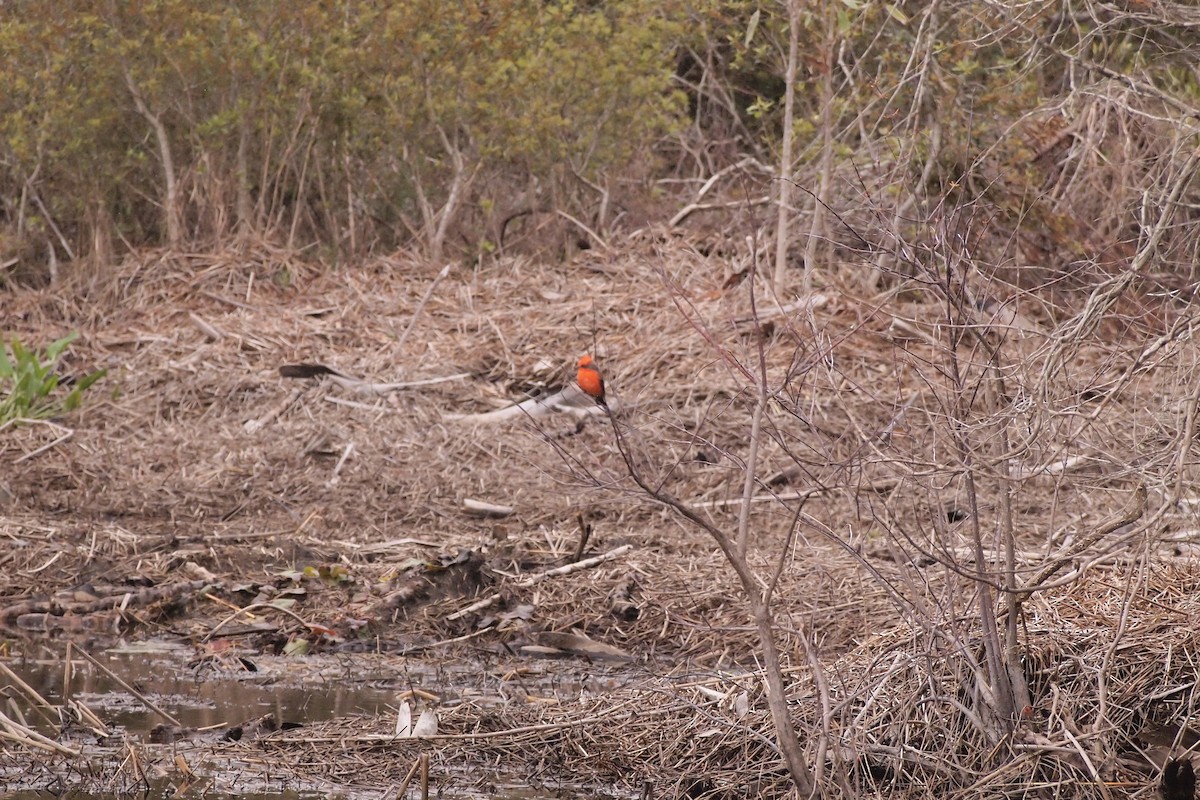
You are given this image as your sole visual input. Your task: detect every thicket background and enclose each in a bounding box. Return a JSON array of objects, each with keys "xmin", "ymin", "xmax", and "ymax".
[
  {"xmin": 4, "ymin": 0, "xmax": 1199, "ymax": 283},
  {"xmin": 5, "ymin": 4, "xmax": 1200, "ymax": 797}
]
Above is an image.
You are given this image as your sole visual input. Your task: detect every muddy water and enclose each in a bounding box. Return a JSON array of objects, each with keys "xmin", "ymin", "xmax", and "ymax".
[
  {"xmin": 7, "ymin": 641, "xmax": 397, "ymax": 734},
  {"xmin": 0, "ymin": 641, "xmax": 626, "ymax": 799}
]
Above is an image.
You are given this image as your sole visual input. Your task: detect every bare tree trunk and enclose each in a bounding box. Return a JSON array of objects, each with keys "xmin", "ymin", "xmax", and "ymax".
[
  {"xmin": 431, "ymin": 125, "xmax": 465, "ymax": 263},
  {"xmin": 940, "ymin": 268, "xmax": 1017, "ymax": 733},
  {"xmin": 89, "ymin": 199, "xmax": 112, "ymax": 267},
  {"xmin": 772, "ymin": 0, "xmax": 801, "ymax": 292},
  {"xmin": 344, "ymin": 153, "xmax": 358, "ymax": 256},
  {"xmin": 804, "ymin": 0, "xmax": 836, "ymax": 294},
  {"xmin": 990, "ymin": 355, "xmax": 1031, "ymax": 717},
  {"xmin": 236, "ymin": 118, "xmax": 253, "ymax": 237},
  {"xmin": 750, "ymin": 594, "xmax": 817, "ymax": 797},
  {"xmin": 124, "ymin": 69, "xmax": 182, "ymax": 248},
  {"xmin": 736, "ymin": 392, "xmax": 765, "ymax": 560},
  {"xmin": 612, "ymin": 418, "xmax": 819, "ymax": 797}
]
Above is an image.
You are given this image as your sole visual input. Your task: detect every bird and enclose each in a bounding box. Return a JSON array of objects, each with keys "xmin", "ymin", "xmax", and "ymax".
[{"xmin": 576, "ymin": 354, "xmax": 606, "ymax": 406}]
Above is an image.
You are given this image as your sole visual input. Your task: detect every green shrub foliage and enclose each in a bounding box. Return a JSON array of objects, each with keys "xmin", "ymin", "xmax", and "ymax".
[
  {"xmin": 4, "ymin": 2, "xmax": 1198, "ymax": 272},
  {"xmin": 0, "ymin": 332, "xmax": 106, "ymax": 424},
  {"xmin": 0, "ymin": 1, "xmax": 688, "ymax": 263}
]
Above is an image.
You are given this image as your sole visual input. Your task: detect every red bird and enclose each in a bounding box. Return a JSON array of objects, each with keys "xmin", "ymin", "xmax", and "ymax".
[{"xmin": 576, "ymin": 354, "xmax": 606, "ymax": 406}]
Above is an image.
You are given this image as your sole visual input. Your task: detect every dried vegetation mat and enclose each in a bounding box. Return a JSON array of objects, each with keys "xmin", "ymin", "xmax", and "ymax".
[
  {"xmin": 2, "ymin": 239, "xmax": 1200, "ymax": 797},
  {"xmin": 245, "ymin": 560, "xmax": 1200, "ymax": 799}
]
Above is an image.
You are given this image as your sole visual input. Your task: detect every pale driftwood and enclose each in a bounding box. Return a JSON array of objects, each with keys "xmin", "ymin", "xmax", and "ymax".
[
  {"xmin": 329, "ymin": 371, "xmax": 471, "ymax": 396},
  {"xmin": 444, "ymin": 389, "xmax": 568, "ymax": 424},
  {"xmin": 444, "ymin": 386, "xmax": 602, "ymax": 424},
  {"xmin": 446, "ymin": 543, "xmax": 633, "ymax": 620},
  {"xmin": 1010, "ymin": 454, "xmax": 1090, "ymax": 478},
  {"xmin": 536, "ymin": 630, "xmax": 633, "ymax": 661},
  {"xmin": 187, "ymin": 311, "xmax": 225, "ymax": 340},
  {"xmin": 462, "ymin": 498, "xmax": 514, "ymax": 518},
  {"xmin": 735, "ymin": 292, "xmax": 830, "ymax": 325},
  {"xmin": 689, "ymin": 479, "xmax": 898, "ymax": 510}
]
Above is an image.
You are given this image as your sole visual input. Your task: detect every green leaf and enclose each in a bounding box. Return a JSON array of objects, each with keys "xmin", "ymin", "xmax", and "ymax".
[
  {"xmin": 282, "ymin": 637, "xmax": 309, "ymax": 656},
  {"xmin": 45, "ymin": 331, "xmax": 79, "ymax": 361},
  {"xmin": 75, "ymin": 368, "xmax": 107, "ymax": 392},
  {"xmin": 10, "ymin": 338, "xmax": 28, "ymax": 365},
  {"xmin": 885, "ymin": 4, "xmax": 910, "ymax": 24},
  {"xmin": 743, "ymin": 9, "xmax": 760, "ymax": 49}
]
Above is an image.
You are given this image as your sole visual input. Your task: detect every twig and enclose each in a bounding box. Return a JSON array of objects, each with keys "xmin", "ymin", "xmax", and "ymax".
[
  {"xmin": 187, "ymin": 312, "xmax": 225, "ymax": 340},
  {"xmin": 0, "ymin": 708, "xmax": 79, "ymax": 756},
  {"xmin": 244, "ymin": 388, "xmax": 304, "ymax": 433},
  {"xmin": 396, "ymin": 263, "xmax": 452, "ymax": 354},
  {"xmin": 446, "ymin": 544, "xmax": 632, "ymax": 620},
  {"xmin": 570, "ymin": 512, "xmax": 592, "ymax": 563},
  {"xmin": 668, "ymin": 157, "xmax": 772, "ymax": 227},
  {"xmin": 399, "ymin": 626, "xmax": 495, "ymax": 655},
  {"xmin": 669, "ymin": 195, "xmax": 772, "ymax": 228},
  {"xmin": 27, "ymin": 185, "xmax": 75, "ymax": 261},
  {"xmin": 14, "ymin": 421, "xmax": 73, "ymax": 464},
  {"xmin": 555, "ymin": 210, "xmax": 611, "ymax": 253},
  {"xmin": 329, "ymin": 441, "xmax": 355, "ymax": 482},
  {"xmin": 689, "ymin": 480, "xmax": 899, "ymax": 510},
  {"xmin": 1016, "ymin": 483, "xmax": 1148, "ymax": 602},
  {"xmin": 392, "ymin": 757, "xmax": 422, "ymax": 798},
  {"xmin": 0, "ymin": 661, "xmax": 62, "ymax": 730},
  {"xmin": 733, "ymin": 292, "xmax": 830, "ymax": 324},
  {"xmin": 69, "ymin": 644, "xmax": 184, "ymax": 729},
  {"xmin": 203, "ymin": 601, "xmax": 323, "ymax": 642}
]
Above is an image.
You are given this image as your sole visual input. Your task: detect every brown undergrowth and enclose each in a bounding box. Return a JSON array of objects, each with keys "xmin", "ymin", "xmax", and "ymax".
[{"xmin": 2, "ymin": 238, "xmax": 1199, "ymax": 797}]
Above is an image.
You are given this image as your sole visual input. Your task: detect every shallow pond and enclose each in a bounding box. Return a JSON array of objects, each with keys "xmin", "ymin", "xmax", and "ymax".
[{"xmin": 0, "ymin": 641, "xmax": 631, "ymax": 799}]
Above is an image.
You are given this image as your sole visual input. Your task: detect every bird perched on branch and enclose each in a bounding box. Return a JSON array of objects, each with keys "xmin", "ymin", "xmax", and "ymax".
[{"xmin": 576, "ymin": 354, "xmax": 606, "ymax": 407}]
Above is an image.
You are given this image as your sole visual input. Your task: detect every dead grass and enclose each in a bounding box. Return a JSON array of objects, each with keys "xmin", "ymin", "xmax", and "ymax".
[{"xmin": 2, "ymin": 237, "xmax": 1199, "ymax": 797}]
